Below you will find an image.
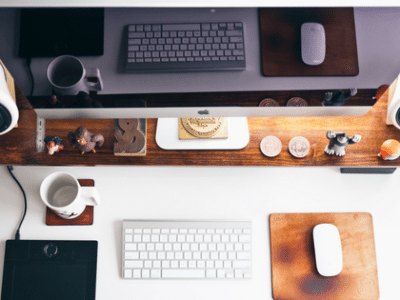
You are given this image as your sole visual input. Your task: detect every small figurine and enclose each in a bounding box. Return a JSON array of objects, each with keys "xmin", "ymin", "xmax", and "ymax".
[
  {"xmin": 378, "ymin": 139, "xmax": 400, "ymax": 160},
  {"xmin": 48, "ymin": 95, "xmax": 64, "ymax": 108},
  {"xmin": 68, "ymin": 126, "xmax": 104, "ymax": 154},
  {"xmin": 325, "ymin": 130, "xmax": 361, "ymax": 156},
  {"xmin": 322, "ymin": 88, "xmax": 357, "ymax": 106},
  {"xmin": 44, "ymin": 135, "xmax": 64, "ymax": 155}
]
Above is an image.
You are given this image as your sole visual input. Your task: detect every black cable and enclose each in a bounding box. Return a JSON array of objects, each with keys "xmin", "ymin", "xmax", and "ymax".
[
  {"xmin": 25, "ymin": 57, "xmax": 34, "ymax": 97},
  {"xmin": 6, "ymin": 166, "xmax": 27, "ymax": 240}
]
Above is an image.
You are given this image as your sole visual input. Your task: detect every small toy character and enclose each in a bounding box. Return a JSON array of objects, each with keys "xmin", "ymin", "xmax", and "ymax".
[
  {"xmin": 68, "ymin": 126, "xmax": 104, "ymax": 154},
  {"xmin": 44, "ymin": 135, "xmax": 64, "ymax": 155},
  {"xmin": 48, "ymin": 95, "xmax": 64, "ymax": 108},
  {"xmin": 325, "ymin": 130, "xmax": 361, "ymax": 156},
  {"xmin": 378, "ymin": 139, "xmax": 400, "ymax": 160},
  {"xmin": 322, "ymin": 88, "xmax": 357, "ymax": 106}
]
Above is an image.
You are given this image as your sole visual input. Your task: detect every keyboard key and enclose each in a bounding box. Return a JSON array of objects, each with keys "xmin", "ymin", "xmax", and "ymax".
[
  {"xmin": 125, "ymin": 260, "xmax": 143, "ymax": 268},
  {"xmin": 129, "ymin": 32, "xmax": 146, "ymax": 38},
  {"xmin": 151, "ymin": 269, "xmax": 161, "ymax": 278},
  {"xmin": 128, "ymin": 39, "xmax": 141, "ymax": 45},
  {"xmin": 162, "ymin": 269, "xmax": 205, "ymax": 278},
  {"xmin": 124, "ymin": 269, "xmax": 132, "ymax": 278},
  {"xmin": 226, "ymin": 30, "xmax": 242, "ymax": 36}
]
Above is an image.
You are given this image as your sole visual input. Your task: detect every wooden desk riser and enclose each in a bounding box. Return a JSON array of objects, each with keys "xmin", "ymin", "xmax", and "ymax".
[{"xmin": 1, "ymin": 85, "xmax": 399, "ymax": 168}]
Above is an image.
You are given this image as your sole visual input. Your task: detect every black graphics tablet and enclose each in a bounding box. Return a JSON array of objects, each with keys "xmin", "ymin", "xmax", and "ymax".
[
  {"xmin": 1, "ymin": 240, "xmax": 98, "ymax": 300},
  {"xmin": 18, "ymin": 8, "xmax": 104, "ymax": 58}
]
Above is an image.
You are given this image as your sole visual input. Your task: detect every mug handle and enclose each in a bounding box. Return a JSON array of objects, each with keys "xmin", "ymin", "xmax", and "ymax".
[
  {"xmin": 80, "ymin": 186, "xmax": 101, "ymax": 206},
  {"xmin": 85, "ymin": 68, "xmax": 104, "ymax": 91}
]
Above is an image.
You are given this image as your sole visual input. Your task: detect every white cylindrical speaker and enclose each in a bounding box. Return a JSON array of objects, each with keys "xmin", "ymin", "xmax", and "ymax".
[{"xmin": 0, "ymin": 62, "xmax": 19, "ymax": 135}]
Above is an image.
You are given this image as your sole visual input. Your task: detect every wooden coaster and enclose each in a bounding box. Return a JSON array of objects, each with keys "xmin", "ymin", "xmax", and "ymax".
[
  {"xmin": 46, "ymin": 179, "xmax": 95, "ymax": 226},
  {"xmin": 269, "ymin": 213, "xmax": 379, "ymax": 300}
]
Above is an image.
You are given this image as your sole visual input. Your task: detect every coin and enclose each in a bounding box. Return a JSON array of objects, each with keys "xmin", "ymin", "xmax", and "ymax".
[
  {"xmin": 259, "ymin": 98, "xmax": 279, "ymax": 107},
  {"xmin": 260, "ymin": 136, "xmax": 282, "ymax": 157},
  {"xmin": 286, "ymin": 97, "xmax": 308, "ymax": 107},
  {"xmin": 288, "ymin": 136, "xmax": 310, "ymax": 158}
]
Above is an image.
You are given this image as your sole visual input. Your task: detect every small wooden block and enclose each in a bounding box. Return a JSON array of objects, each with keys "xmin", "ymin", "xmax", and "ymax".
[
  {"xmin": 45, "ymin": 179, "xmax": 95, "ymax": 226},
  {"xmin": 270, "ymin": 213, "xmax": 379, "ymax": 300},
  {"xmin": 114, "ymin": 118, "xmax": 146, "ymax": 156}
]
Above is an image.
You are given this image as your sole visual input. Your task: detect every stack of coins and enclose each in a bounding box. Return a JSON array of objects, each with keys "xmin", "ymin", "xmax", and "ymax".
[
  {"xmin": 260, "ymin": 136, "xmax": 282, "ymax": 157},
  {"xmin": 288, "ymin": 136, "xmax": 310, "ymax": 158}
]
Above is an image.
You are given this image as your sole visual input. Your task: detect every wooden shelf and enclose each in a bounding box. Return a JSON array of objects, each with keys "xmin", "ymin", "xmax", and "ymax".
[{"xmin": 1, "ymin": 85, "xmax": 400, "ymax": 168}]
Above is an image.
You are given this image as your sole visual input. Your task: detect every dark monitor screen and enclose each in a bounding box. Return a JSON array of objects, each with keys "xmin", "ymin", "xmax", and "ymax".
[{"xmin": 18, "ymin": 8, "xmax": 104, "ymax": 58}]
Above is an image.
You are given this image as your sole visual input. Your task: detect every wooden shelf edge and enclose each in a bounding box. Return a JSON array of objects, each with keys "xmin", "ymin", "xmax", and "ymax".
[{"xmin": 2, "ymin": 85, "xmax": 400, "ymax": 168}]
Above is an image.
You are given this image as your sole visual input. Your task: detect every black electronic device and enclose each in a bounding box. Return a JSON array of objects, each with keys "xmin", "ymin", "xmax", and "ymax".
[
  {"xmin": 1, "ymin": 240, "xmax": 98, "ymax": 300},
  {"xmin": 18, "ymin": 8, "xmax": 104, "ymax": 58}
]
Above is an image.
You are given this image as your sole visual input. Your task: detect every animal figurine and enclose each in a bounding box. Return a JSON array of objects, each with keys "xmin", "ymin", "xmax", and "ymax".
[
  {"xmin": 68, "ymin": 126, "xmax": 104, "ymax": 154},
  {"xmin": 378, "ymin": 139, "xmax": 400, "ymax": 160},
  {"xmin": 44, "ymin": 135, "xmax": 64, "ymax": 155},
  {"xmin": 325, "ymin": 130, "xmax": 361, "ymax": 156},
  {"xmin": 322, "ymin": 88, "xmax": 357, "ymax": 106}
]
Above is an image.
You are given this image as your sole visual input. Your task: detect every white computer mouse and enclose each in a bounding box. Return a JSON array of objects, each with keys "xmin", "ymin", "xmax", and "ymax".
[
  {"xmin": 313, "ymin": 223, "xmax": 343, "ymax": 277},
  {"xmin": 301, "ymin": 22, "xmax": 326, "ymax": 66}
]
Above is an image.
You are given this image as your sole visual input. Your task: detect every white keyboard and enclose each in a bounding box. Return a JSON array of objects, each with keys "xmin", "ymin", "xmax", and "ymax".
[{"xmin": 122, "ymin": 220, "xmax": 252, "ymax": 279}]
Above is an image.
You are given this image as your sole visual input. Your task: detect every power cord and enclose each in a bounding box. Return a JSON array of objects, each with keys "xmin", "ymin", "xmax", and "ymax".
[{"xmin": 6, "ymin": 166, "xmax": 27, "ymax": 240}]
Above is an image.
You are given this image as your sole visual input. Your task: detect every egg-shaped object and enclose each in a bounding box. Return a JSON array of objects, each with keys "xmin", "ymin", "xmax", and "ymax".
[{"xmin": 379, "ymin": 139, "xmax": 400, "ymax": 160}]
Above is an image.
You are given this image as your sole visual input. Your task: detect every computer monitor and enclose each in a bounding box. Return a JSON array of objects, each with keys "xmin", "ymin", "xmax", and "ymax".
[{"xmin": 3, "ymin": 5, "xmax": 395, "ymax": 149}]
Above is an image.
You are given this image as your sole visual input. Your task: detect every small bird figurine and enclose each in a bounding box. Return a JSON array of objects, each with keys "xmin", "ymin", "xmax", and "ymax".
[
  {"xmin": 378, "ymin": 139, "xmax": 400, "ymax": 160},
  {"xmin": 68, "ymin": 126, "xmax": 104, "ymax": 154},
  {"xmin": 44, "ymin": 135, "xmax": 64, "ymax": 155}
]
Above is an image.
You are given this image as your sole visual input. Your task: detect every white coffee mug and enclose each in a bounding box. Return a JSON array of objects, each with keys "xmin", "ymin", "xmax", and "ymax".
[
  {"xmin": 40, "ymin": 172, "xmax": 100, "ymax": 219},
  {"xmin": 47, "ymin": 55, "xmax": 103, "ymax": 96}
]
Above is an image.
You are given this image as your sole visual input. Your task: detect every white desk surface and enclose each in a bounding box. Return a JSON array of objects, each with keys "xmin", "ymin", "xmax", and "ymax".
[
  {"xmin": 1, "ymin": 6, "xmax": 400, "ymax": 299},
  {"xmin": 0, "ymin": 166, "xmax": 399, "ymax": 299}
]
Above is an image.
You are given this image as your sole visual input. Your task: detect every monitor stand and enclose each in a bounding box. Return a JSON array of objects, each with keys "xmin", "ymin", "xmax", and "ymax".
[{"xmin": 155, "ymin": 117, "xmax": 250, "ymax": 150}]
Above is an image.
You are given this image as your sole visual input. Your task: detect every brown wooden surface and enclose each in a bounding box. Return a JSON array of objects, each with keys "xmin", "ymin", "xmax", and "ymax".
[
  {"xmin": 259, "ymin": 8, "xmax": 359, "ymax": 77},
  {"xmin": 270, "ymin": 213, "xmax": 379, "ymax": 300},
  {"xmin": 3, "ymin": 85, "xmax": 400, "ymax": 167},
  {"xmin": 46, "ymin": 179, "xmax": 94, "ymax": 226}
]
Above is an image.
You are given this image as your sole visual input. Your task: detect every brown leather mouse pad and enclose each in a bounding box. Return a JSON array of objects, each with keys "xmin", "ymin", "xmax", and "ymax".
[
  {"xmin": 269, "ymin": 213, "xmax": 379, "ymax": 300},
  {"xmin": 259, "ymin": 8, "xmax": 359, "ymax": 77}
]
